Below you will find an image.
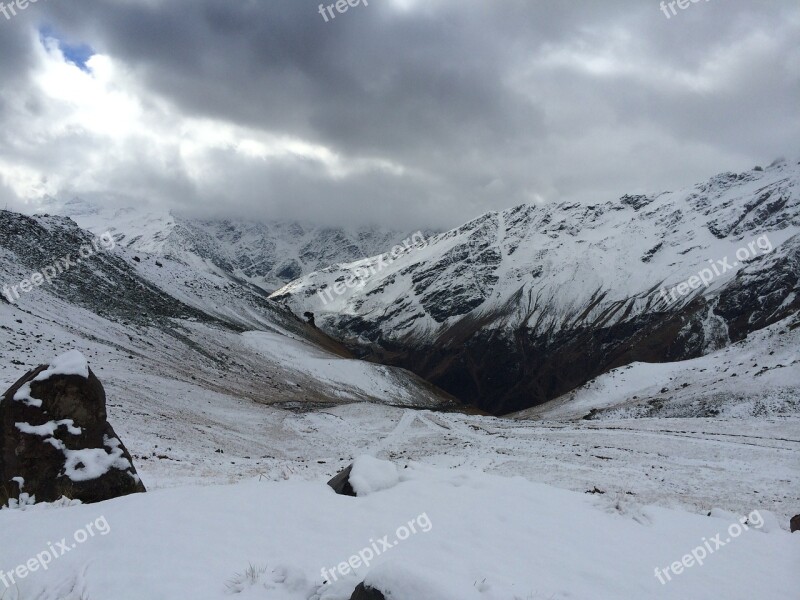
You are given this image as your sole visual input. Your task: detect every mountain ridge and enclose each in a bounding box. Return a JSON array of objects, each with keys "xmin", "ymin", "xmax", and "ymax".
[
  {"xmin": 43, "ymin": 197, "xmax": 436, "ymax": 293},
  {"xmin": 272, "ymin": 158, "xmax": 800, "ymax": 414}
]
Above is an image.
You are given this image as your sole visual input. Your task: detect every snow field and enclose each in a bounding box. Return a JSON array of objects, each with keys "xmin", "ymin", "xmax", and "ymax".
[{"xmin": 0, "ymin": 463, "xmax": 797, "ymax": 600}]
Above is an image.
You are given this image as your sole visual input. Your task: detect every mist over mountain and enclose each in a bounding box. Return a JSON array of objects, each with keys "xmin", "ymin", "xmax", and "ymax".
[{"xmin": 46, "ymin": 197, "xmax": 436, "ymax": 292}]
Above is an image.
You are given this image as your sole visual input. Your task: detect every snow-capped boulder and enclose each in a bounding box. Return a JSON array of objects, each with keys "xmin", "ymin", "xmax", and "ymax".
[
  {"xmin": 327, "ymin": 456, "xmax": 400, "ymax": 497},
  {"xmin": 0, "ymin": 350, "xmax": 146, "ymax": 506},
  {"xmin": 349, "ymin": 456, "xmax": 400, "ymax": 496}
]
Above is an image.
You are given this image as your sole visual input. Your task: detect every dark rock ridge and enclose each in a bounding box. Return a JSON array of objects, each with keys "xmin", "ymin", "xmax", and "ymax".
[
  {"xmin": 362, "ymin": 236, "xmax": 800, "ymax": 415},
  {"xmin": 0, "ymin": 210, "xmax": 215, "ymax": 329},
  {"xmin": 0, "ymin": 352, "xmax": 146, "ymax": 505}
]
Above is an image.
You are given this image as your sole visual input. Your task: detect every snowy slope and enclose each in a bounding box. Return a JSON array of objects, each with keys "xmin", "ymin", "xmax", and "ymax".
[
  {"xmin": 45, "ymin": 197, "xmax": 433, "ymax": 292},
  {"xmin": 273, "ymin": 158, "xmax": 800, "ymax": 414},
  {"xmin": 0, "ymin": 210, "xmax": 456, "ymax": 413},
  {"xmin": 514, "ymin": 315, "xmax": 800, "ymax": 420}
]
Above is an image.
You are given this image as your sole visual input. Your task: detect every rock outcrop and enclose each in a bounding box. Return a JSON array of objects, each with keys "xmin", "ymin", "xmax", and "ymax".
[
  {"xmin": 350, "ymin": 583, "xmax": 387, "ymax": 600},
  {"xmin": 0, "ymin": 350, "xmax": 146, "ymax": 506},
  {"xmin": 327, "ymin": 464, "xmax": 356, "ymax": 497}
]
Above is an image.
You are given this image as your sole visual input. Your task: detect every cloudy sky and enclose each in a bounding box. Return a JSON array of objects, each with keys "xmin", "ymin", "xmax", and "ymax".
[{"xmin": 0, "ymin": 0, "xmax": 798, "ymax": 229}]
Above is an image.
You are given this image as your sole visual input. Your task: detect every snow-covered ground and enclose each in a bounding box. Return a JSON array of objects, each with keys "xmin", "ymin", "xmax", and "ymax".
[
  {"xmin": 3, "ymin": 327, "xmax": 798, "ymax": 598},
  {"xmin": 0, "ymin": 449, "xmax": 797, "ymax": 600},
  {"xmin": 240, "ymin": 330, "xmax": 432, "ymax": 407},
  {"xmin": 110, "ymin": 402, "xmax": 799, "ymax": 528}
]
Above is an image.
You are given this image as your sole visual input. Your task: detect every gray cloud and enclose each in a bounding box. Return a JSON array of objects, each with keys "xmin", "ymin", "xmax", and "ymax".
[{"xmin": 0, "ymin": 0, "xmax": 797, "ymax": 229}]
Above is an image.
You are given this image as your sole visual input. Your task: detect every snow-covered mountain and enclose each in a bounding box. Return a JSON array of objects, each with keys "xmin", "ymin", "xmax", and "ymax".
[
  {"xmin": 0, "ymin": 210, "xmax": 456, "ymax": 414},
  {"xmin": 46, "ymin": 197, "xmax": 435, "ymax": 292},
  {"xmin": 272, "ymin": 158, "xmax": 800, "ymax": 415}
]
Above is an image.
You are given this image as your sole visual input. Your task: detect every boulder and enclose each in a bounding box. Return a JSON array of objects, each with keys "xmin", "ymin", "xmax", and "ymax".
[
  {"xmin": 350, "ymin": 583, "xmax": 387, "ymax": 600},
  {"xmin": 791, "ymin": 514, "xmax": 800, "ymax": 533},
  {"xmin": 0, "ymin": 350, "xmax": 146, "ymax": 506},
  {"xmin": 327, "ymin": 464, "xmax": 356, "ymax": 497}
]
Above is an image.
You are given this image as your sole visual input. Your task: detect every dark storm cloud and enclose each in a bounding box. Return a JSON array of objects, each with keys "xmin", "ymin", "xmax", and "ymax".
[{"xmin": 0, "ymin": 0, "xmax": 798, "ymax": 228}]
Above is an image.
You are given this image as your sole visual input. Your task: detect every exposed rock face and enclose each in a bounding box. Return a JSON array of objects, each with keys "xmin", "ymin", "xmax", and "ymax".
[
  {"xmin": 791, "ymin": 514, "xmax": 800, "ymax": 533},
  {"xmin": 350, "ymin": 583, "xmax": 387, "ymax": 600},
  {"xmin": 0, "ymin": 351, "xmax": 146, "ymax": 505},
  {"xmin": 327, "ymin": 464, "xmax": 356, "ymax": 497}
]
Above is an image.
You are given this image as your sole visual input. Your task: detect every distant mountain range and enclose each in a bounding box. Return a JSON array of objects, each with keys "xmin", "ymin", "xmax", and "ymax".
[{"xmin": 46, "ymin": 197, "xmax": 435, "ymax": 292}]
